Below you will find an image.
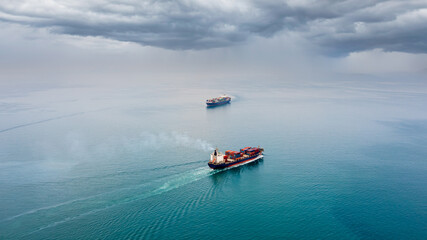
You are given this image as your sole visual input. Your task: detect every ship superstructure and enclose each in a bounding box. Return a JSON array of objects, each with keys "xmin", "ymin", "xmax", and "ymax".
[{"xmin": 208, "ymin": 147, "xmax": 264, "ymax": 169}]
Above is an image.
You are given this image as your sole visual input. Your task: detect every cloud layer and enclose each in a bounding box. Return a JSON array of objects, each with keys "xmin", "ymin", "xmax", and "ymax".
[{"xmin": 0, "ymin": 0, "xmax": 426, "ymax": 53}]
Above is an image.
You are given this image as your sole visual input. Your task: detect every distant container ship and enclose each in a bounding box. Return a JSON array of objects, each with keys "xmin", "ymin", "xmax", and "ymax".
[
  {"xmin": 206, "ymin": 95, "xmax": 231, "ymax": 107},
  {"xmin": 208, "ymin": 147, "xmax": 264, "ymax": 169}
]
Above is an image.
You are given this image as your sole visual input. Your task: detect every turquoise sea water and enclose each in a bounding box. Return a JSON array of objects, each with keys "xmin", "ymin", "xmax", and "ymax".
[{"xmin": 0, "ymin": 80, "xmax": 426, "ymax": 239}]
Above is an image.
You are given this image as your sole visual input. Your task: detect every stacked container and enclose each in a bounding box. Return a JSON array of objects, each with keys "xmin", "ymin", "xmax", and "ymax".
[
  {"xmin": 240, "ymin": 147, "xmax": 251, "ymax": 154},
  {"xmin": 246, "ymin": 147, "xmax": 260, "ymax": 155}
]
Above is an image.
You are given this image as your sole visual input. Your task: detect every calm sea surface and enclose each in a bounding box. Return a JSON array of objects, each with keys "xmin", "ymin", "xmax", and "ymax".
[{"xmin": 0, "ymin": 80, "xmax": 426, "ymax": 239}]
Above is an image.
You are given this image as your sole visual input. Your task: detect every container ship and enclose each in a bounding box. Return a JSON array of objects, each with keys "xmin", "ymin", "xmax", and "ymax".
[
  {"xmin": 206, "ymin": 95, "xmax": 231, "ymax": 107},
  {"xmin": 208, "ymin": 147, "xmax": 264, "ymax": 169}
]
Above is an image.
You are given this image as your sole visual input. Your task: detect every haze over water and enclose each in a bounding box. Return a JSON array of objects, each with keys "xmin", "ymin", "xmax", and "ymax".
[{"xmin": 0, "ymin": 78, "xmax": 426, "ymax": 239}]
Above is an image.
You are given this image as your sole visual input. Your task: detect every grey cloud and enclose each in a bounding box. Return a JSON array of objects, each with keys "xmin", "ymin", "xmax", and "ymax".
[
  {"xmin": 0, "ymin": 0, "xmax": 426, "ymax": 53},
  {"xmin": 307, "ymin": 1, "xmax": 427, "ymax": 54}
]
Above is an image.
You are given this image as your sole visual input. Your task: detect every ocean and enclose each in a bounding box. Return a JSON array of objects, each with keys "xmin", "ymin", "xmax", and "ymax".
[{"xmin": 0, "ymin": 79, "xmax": 426, "ymax": 239}]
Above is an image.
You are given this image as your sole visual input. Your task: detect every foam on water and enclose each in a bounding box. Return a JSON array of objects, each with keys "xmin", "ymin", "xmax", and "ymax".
[{"xmin": 4, "ymin": 166, "xmax": 218, "ymax": 238}]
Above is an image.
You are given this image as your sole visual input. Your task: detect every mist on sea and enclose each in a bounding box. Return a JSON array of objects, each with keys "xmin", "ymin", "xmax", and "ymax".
[{"xmin": 0, "ymin": 77, "xmax": 426, "ymax": 239}]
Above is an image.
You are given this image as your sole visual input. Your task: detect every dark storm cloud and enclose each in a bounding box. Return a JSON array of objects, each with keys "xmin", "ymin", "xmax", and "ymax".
[{"xmin": 0, "ymin": 0, "xmax": 426, "ymax": 53}]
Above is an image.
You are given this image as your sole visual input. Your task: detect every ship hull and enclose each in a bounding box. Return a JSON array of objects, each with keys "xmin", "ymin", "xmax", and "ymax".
[
  {"xmin": 208, "ymin": 154, "xmax": 263, "ymax": 169},
  {"xmin": 206, "ymin": 100, "xmax": 231, "ymax": 107}
]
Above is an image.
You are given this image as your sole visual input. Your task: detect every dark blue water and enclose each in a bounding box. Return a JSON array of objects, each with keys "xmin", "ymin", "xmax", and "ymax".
[{"xmin": 0, "ymin": 81, "xmax": 426, "ymax": 239}]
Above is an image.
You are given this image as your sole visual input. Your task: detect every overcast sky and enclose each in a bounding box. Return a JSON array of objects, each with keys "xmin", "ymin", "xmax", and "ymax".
[{"xmin": 1, "ymin": 0, "xmax": 426, "ymax": 88}]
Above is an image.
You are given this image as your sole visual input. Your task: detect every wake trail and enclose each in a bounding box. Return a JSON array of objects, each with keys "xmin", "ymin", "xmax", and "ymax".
[
  {"xmin": 2, "ymin": 159, "xmax": 207, "ymax": 223},
  {"xmin": 1, "ymin": 195, "xmax": 99, "ymax": 222},
  {"xmin": 150, "ymin": 160, "xmax": 206, "ymax": 171},
  {"xmin": 0, "ymin": 113, "xmax": 84, "ymax": 133},
  {"xmin": 0, "ymin": 108, "xmax": 112, "ymax": 134},
  {"xmin": 4, "ymin": 155, "xmax": 254, "ymax": 224},
  {"xmin": 134, "ymin": 174, "xmax": 219, "ymax": 238},
  {"xmin": 22, "ymin": 167, "xmax": 222, "ymax": 237}
]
